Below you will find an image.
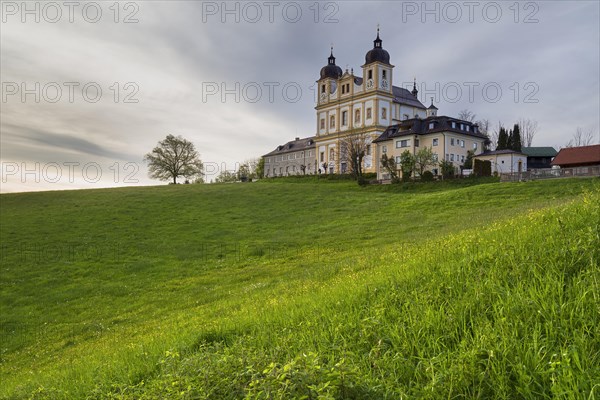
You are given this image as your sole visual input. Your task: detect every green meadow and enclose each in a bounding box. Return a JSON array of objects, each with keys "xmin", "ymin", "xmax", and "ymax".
[{"xmin": 0, "ymin": 177, "xmax": 598, "ymax": 398}]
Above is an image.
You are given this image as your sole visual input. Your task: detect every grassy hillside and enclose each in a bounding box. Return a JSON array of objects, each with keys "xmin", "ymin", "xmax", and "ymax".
[{"xmin": 0, "ymin": 178, "xmax": 598, "ymax": 398}]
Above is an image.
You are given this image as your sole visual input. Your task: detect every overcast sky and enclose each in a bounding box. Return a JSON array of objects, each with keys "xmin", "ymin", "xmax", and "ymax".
[{"xmin": 1, "ymin": 0, "xmax": 599, "ymax": 192}]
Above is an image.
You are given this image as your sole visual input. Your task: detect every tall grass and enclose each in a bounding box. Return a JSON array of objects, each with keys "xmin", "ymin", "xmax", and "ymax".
[
  {"xmin": 90, "ymin": 188, "xmax": 600, "ymax": 399},
  {"xmin": 0, "ymin": 178, "xmax": 598, "ymax": 398}
]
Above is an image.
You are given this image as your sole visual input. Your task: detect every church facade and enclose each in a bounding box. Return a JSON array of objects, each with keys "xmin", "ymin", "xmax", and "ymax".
[
  {"xmin": 313, "ymin": 30, "xmax": 427, "ymax": 175},
  {"xmin": 262, "ymin": 29, "xmax": 487, "ymax": 179}
]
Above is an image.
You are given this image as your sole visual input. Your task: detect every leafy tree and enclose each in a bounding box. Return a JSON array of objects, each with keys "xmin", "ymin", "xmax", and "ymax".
[
  {"xmin": 380, "ymin": 153, "xmax": 399, "ymax": 181},
  {"xmin": 511, "ymin": 123, "xmax": 522, "ymax": 152},
  {"xmin": 497, "ymin": 127, "xmax": 509, "ymax": 150},
  {"xmin": 215, "ymin": 170, "xmax": 237, "ymax": 183},
  {"xmin": 144, "ymin": 134, "xmax": 203, "ymax": 184},
  {"xmin": 399, "ymin": 150, "xmax": 415, "ymax": 181},
  {"xmin": 414, "ymin": 147, "xmax": 437, "ymax": 177},
  {"xmin": 237, "ymin": 163, "xmax": 251, "ymax": 181},
  {"xmin": 255, "ymin": 158, "xmax": 265, "ymax": 178}
]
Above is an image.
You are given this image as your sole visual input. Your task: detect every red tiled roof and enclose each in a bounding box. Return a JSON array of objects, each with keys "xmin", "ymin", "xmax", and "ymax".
[{"xmin": 552, "ymin": 144, "xmax": 600, "ymax": 167}]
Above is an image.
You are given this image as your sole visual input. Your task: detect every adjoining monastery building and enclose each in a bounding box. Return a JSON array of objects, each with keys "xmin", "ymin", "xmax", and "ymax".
[{"xmin": 262, "ymin": 29, "xmax": 488, "ymax": 179}]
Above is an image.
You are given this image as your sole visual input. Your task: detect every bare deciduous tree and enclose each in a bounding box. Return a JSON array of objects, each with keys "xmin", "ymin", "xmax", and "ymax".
[
  {"xmin": 340, "ymin": 132, "xmax": 369, "ymax": 179},
  {"xmin": 519, "ymin": 118, "xmax": 539, "ymax": 147},
  {"xmin": 144, "ymin": 134, "xmax": 204, "ymax": 184},
  {"xmin": 565, "ymin": 127, "xmax": 598, "ymax": 148},
  {"xmin": 458, "ymin": 109, "xmax": 476, "ymax": 123},
  {"xmin": 475, "ymin": 118, "xmax": 491, "ymax": 151},
  {"xmin": 476, "ymin": 118, "xmax": 491, "ymax": 136}
]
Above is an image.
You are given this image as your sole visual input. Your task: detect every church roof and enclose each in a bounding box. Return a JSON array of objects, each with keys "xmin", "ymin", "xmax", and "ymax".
[
  {"xmin": 373, "ymin": 116, "xmax": 487, "ymax": 143},
  {"xmin": 392, "ymin": 86, "xmax": 426, "ymax": 109},
  {"xmin": 320, "ymin": 49, "xmax": 343, "ymax": 80},
  {"xmin": 263, "ymin": 136, "xmax": 316, "ymax": 157},
  {"xmin": 364, "ymin": 30, "xmax": 391, "ymax": 65}
]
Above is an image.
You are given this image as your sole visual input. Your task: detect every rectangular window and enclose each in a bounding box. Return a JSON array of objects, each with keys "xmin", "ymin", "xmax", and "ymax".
[
  {"xmin": 432, "ymin": 138, "xmax": 439, "ymax": 146},
  {"xmin": 342, "ymin": 111, "xmax": 348, "ymax": 126},
  {"xmin": 450, "ymin": 154, "xmax": 454, "ymax": 161},
  {"xmin": 452, "ymin": 122, "xmax": 456, "ymax": 129},
  {"xmin": 473, "ymin": 143, "xmax": 478, "ymax": 150},
  {"xmin": 460, "ymin": 124, "xmax": 464, "ymax": 130},
  {"xmin": 432, "ymin": 154, "xmax": 438, "ymax": 162},
  {"xmin": 368, "ymin": 70, "xmax": 373, "ymax": 79},
  {"xmin": 461, "ymin": 140, "xmax": 465, "ymax": 148},
  {"xmin": 382, "ymin": 145, "xmax": 387, "ymax": 153},
  {"xmin": 341, "ymin": 85, "xmax": 345, "ymax": 94},
  {"xmin": 321, "ymin": 84, "xmax": 326, "ymax": 93},
  {"xmin": 461, "ymin": 155, "xmax": 465, "ymax": 162},
  {"xmin": 320, "ymin": 152, "xmax": 324, "ymax": 162},
  {"xmin": 330, "ymin": 115, "xmax": 335, "ymax": 129},
  {"xmin": 451, "ymin": 138, "xmax": 455, "ymax": 146},
  {"xmin": 354, "ymin": 109, "xmax": 360, "ymax": 123},
  {"xmin": 366, "ymin": 144, "xmax": 371, "ymax": 156},
  {"xmin": 366, "ymin": 108, "xmax": 372, "ymax": 119},
  {"xmin": 445, "ymin": 153, "xmax": 449, "ymax": 160},
  {"xmin": 382, "ymin": 70, "xmax": 387, "ymax": 79},
  {"xmin": 401, "ymin": 139, "xmax": 410, "ymax": 148},
  {"xmin": 428, "ymin": 122, "xmax": 434, "ymax": 129},
  {"xmin": 320, "ymin": 119, "xmax": 325, "ymax": 130},
  {"xmin": 415, "ymin": 139, "xmax": 420, "ymax": 147},
  {"xmin": 466, "ymin": 125, "xmax": 470, "ymax": 132},
  {"xmin": 395, "ymin": 156, "xmax": 401, "ymax": 164},
  {"xmin": 382, "ymin": 107, "xmax": 387, "ymax": 119}
]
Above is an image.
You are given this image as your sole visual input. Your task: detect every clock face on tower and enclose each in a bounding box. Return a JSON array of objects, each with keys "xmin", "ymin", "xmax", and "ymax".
[
  {"xmin": 366, "ymin": 79, "xmax": 374, "ymax": 90},
  {"xmin": 381, "ymin": 79, "xmax": 389, "ymax": 90},
  {"xmin": 320, "ymin": 92, "xmax": 327, "ymax": 102}
]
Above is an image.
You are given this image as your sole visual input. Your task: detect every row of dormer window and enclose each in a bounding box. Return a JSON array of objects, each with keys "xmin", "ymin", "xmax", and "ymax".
[{"xmin": 265, "ymin": 150, "xmax": 314, "ymax": 163}]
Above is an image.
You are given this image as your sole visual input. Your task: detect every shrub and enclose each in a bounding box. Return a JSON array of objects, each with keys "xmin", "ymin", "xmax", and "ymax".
[
  {"xmin": 421, "ymin": 171, "xmax": 434, "ymax": 182},
  {"xmin": 440, "ymin": 160, "xmax": 455, "ymax": 179},
  {"xmin": 473, "ymin": 159, "xmax": 492, "ymax": 177}
]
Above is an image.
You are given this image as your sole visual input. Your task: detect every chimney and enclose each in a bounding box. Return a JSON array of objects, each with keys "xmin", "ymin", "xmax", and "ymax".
[{"xmin": 295, "ymin": 137, "xmax": 300, "ymax": 141}]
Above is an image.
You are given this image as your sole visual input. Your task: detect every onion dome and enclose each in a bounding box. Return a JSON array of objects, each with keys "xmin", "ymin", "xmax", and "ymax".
[
  {"xmin": 365, "ymin": 28, "xmax": 390, "ymax": 65},
  {"xmin": 320, "ymin": 47, "xmax": 343, "ymax": 80}
]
